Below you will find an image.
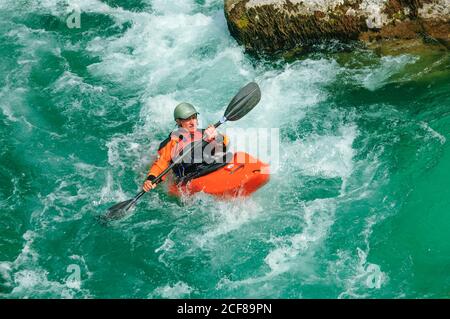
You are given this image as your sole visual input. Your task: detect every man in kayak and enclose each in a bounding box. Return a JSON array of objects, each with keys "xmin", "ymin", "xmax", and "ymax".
[{"xmin": 143, "ymin": 102, "xmax": 230, "ymax": 192}]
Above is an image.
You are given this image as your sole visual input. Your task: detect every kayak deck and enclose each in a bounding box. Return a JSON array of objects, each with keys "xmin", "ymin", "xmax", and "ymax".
[{"xmin": 168, "ymin": 152, "xmax": 270, "ymax": 198}]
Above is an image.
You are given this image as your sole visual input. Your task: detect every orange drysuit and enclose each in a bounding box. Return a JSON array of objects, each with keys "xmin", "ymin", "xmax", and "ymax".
[{"xmin": 147, "ymin": 129, "xmax": 229, "ymax": 182}]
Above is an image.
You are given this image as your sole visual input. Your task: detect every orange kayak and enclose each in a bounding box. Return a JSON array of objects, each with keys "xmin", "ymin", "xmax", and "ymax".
[{"xmin": 168, "ymin": 152, "xmax": 270, "ymax": 198}]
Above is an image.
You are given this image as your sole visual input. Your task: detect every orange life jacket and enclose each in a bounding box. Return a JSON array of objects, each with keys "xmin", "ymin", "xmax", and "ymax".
[{"xmin": 147, "ymin": 129, "xmax": 229, "ymax": 181}]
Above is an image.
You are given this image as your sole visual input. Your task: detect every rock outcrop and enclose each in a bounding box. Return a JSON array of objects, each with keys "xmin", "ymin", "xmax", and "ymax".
[{"xmin": 224, "ymin": 0, "xmax": 450, "ymax": 55}]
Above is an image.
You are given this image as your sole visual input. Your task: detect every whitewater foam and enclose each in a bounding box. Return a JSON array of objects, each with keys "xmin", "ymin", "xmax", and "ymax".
[
  {"xmin": 150, "ymin": 281, "xmax": 194, "ymax": 298},
  {"xmin": 0, "ymin": 231, "xmax": 92, "ymax": 298},
  {"xmin": 356, "ymin": 55, "xmax": 418, "ymax": 91}
]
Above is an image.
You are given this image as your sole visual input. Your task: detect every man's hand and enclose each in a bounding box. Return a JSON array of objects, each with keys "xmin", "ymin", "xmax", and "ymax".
[
  {"xmin": 143, "ymin": 176, "xmax": 157, "ymax": 192},
  {"xmin": 204, "ymin": 125, "xmax": 218, "ymax": 142}
]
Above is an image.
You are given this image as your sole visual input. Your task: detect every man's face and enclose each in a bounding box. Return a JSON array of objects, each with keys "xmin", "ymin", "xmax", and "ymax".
[{"xmin": 178, "ymin": 114, "xmax": 198, "ymax": 133}]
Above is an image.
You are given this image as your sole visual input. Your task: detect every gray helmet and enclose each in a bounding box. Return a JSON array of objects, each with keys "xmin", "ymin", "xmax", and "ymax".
[{"xmin": 174, "ymin": 102, "xmax": 198, "ymax": 120}]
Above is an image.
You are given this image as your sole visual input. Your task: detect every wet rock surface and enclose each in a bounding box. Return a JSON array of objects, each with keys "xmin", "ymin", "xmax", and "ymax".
[{"xmin": 224, "ymin": 0, "xmax": 449, "ymax": 56}]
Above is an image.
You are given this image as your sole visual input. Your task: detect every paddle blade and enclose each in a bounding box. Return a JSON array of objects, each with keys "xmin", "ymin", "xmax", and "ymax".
[
  {"xmin": 224, "ymin": 82, "xmax": 261, "ymax": 121},
  {"xmin": 101, "ymin": 198, "xmax": 135, "ymax": 222}
]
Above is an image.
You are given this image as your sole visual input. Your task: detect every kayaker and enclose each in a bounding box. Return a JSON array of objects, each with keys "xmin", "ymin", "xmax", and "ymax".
[{"xmin": 143, "ymin": 102, "xmax": 230, "ymax": 192}]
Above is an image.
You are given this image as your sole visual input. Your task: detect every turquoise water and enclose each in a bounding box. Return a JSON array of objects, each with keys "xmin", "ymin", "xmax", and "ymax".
[{"xmin": 1, "ymin": 0, "xmax": 449, "ymax": 298}]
